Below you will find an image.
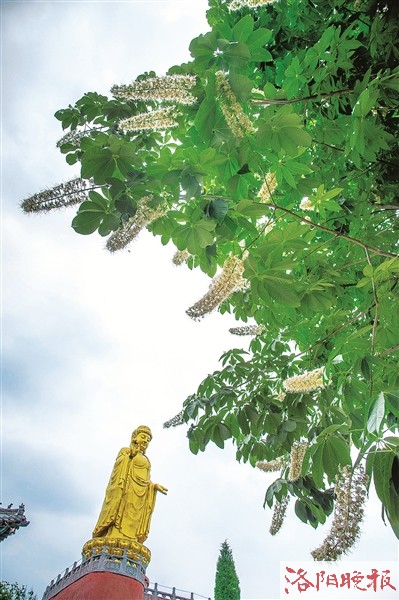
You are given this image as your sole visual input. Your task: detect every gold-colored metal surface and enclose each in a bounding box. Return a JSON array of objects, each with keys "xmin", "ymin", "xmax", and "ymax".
[
  {"xmin": 82, "ymin": 537, "xmax": 151, "ymax": 564},
  {"xmin": 83, "ymin": 426, "xmax": 167, "ymax": 562}
]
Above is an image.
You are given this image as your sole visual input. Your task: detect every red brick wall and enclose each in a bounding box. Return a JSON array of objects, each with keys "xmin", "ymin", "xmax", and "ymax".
[{"xmin": 48, "ymin": 572, "xmax": 144, "ymax": 600}]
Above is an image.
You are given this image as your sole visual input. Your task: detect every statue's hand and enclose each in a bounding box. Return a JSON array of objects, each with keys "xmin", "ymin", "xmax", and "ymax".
[{"xmin": 154, "ymin": 483, "xmax": 168, "ymax": 495}]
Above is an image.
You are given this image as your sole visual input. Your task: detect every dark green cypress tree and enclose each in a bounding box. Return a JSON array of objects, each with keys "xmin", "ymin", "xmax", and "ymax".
[{"xmin": 214, "ymin": 540, "xmax": 241, "ymax": 600}]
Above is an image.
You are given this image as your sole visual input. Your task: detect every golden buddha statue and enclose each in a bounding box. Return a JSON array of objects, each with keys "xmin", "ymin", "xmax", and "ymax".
[{"xmin": 82, "ymin": 426, "xmax": 167, "ymax": 563}]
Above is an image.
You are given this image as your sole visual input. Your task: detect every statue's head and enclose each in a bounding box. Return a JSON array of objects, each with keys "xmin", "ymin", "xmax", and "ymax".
[{"xmin": 130, "ymin": 425, "xmax": 152, "ymax": 455}]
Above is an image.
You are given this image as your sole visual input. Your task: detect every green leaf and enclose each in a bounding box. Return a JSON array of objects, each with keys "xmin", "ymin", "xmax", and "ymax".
[
  {"xmin": 194, "ymin": 98, "xmax": 217, "ymax": 141},
  {"xmin": 115, "ymin": 194, "xmax": 136, "ymax": 216},
  {"xmin": 373, "ymin": 448, "xmax": 394, "ymax": 507},
  {"xmin": 257, "ymin": 109, "xmax": 312, "ymax": 156},
  {"xmin": 237, "ymin": 408, "xmax": 250, "ymax": 435},
  {"xmin": 385, "ymin": 391, "xmax": 399, "ymax": 418},
  {"xmin": 204, "ymin": 199, "xmax": 229, "ymax": 221},
  {"xmin": 353, "ymin": 88, "xmax": 379, "ymax": 118},
  {"xmin": 244, "ymin": 403, "xmax": 259, "ymax": 426},
  {"xmin": 295, "ymin": 499, "xmax": 309, "ymax": 524},
  {"xmin": 322, "ymin": 437, "xmax": 351, "ymax": 482},
  {"xmin": 98, "ymin": 213, "xmax": 120, "ymax": 237},
  {"xmin": 281, "ymin": 127, "xmax": 312, "ymax": 155},
  {"xmin": 302, "ymin": 291, "xmax": 333, "ymax": 312},
  {"xmin": 224, "ymin": 42, "xmax": 251, "ymax": 68},
  {"xmin": 189, "ymin": 31, "xmax": 218, "ymax": 60},
  {"xmin": 282, "ymin": 419, "xmax": 297, "ymax": 432},
  {"xmin": 189, "ymin": 436, "xmax": 200, "ymax": 455},
  {"xmin": 66, "ymin": 152, "xmax": 78, "ymax": 165},
  {"xmin": 264, "ymin": 479, "xmax": 283, "ymax": 508},
  {"xmin": 262, "ymin": 413, "xmax": 281, "ymax": 434},
  {"xmin": 261, "ymin": 276, "xmax": 301, "ymax": 308},
  {"xmin": 88, "ymin": 191, "xmax": 108, "ymax": 210},
  {"xmin": 228, "ymin": 73, "xmax": 253, "ymax": 102},
  {"xmin": 312, "ymin": 443, "xmax": 325, "ymax": 489},
  {"xmin": 232, "ymin": 15, "xmax": 254, "ymax": 42},
  {"xmin": 218, "ymin": 422, "xmax": 232, "ymax": 441},
  {"xmin": 247, "ymin": 28, "xmax": 272, "ymax": 52},
  {"xmin": 360, "ymin": 357, "xmax": 371, "ymax": 380},
  {"xmin": 76, "ymin": 200, "xmax": 105, "ymax": 214},
  {"xmin": 372, "ymin": 446, "xmax": 399, "ymax": 537},
  {"xmin": 174, "ymin": 219, "xmax": 216, "ymax": 255},
  {"xmin": 72, "ymin": 210, "xmax": 104, "ymax": 235},
  {"xmin": 367, "ymin": 392, "xmax": 385, "ymax": 433},
  {"xmin": 235, "ymin": 200, "xmax": 269, "ymax": 218},
  {"xmin": 317, "ymin": 424, "xmax": 348, "ymax": 439},
  {"xmin": 81, "ymin": 146, "xmax": 115, "ymax": 184},
  {"xmin": 251, "ymin": 48, "xmax": 273, "ymax": 62}
]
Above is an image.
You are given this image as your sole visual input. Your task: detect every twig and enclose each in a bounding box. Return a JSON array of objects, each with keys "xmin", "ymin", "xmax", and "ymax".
[
  {"xmin": 371, "ymin": 205, "xmax": 399, "ymax": 214},
  {"xmin": 364, "ymin": 248, "xmax": 379, "ymax": 356},
  {"xmin": 251, "ymin": 88, "xmax": 353, "ymax": 106},
  {"xmin": 293, "ymin": 311, "xmax": 369, "ymax": 360},
  {"xmin": 312, "ymin": 139, "xmax": 344, "ymax": 152},
  {"xmin": 379, "ymin": 344, "xmax": 399, "ymax": 357},
  {"xmin": 254, "ymin": 202, "xmax": 398, "ymax": 259}
]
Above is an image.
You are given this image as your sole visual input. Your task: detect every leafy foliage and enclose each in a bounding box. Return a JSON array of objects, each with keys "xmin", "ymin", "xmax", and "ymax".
[
  {"xmin": 25, "ymin": 0, "xmax": 399, "ymax": 546},
  {"xmin": 0, "ymin": 582, "xmax": 37, "ymax": 600},
  {"xmin": 214, "ymin": 540, "xmax": 241, "ymax": 600}
]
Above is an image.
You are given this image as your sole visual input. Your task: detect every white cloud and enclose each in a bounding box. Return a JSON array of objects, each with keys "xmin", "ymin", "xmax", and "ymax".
[{"xmin": 155, "ymin": 0, "xmax": 210, "ymax": 24}]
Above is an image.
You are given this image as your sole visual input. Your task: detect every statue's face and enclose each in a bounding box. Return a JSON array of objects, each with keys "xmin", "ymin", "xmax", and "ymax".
[{"xmin": 134, "ymin": 431, "xmax": 151, "ymax": 453}]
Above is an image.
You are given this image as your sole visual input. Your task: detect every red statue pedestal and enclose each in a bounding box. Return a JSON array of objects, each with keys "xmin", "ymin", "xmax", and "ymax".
[
  {"xmin": 45, "ymin": 572, "xmax": 144, "ymax": 600},
  {"xmin": 42, "ymin": 548, "xmax": 149, "ymax": 600}
]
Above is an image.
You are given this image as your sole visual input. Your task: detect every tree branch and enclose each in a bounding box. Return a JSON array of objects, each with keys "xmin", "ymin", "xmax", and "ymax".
[
  {"xmin": 251, "ymin": 88, "xmax": 353, "ymax": 106},
  {"xmin": 293, "ymin": 310, "xmax": 369, "ymax": 360},
  {"xmin": 254, "ymin": 202, "xmax": 398, "ymax": 259},
  {"xmin": 379, "ymin": 344, "xmax": 399, "ymax": 357},
  {"xmin": 364, "ymin": 248, "xmax": 379, "ymax": 356},
  {"xmin": 312, "ymin": 138, "xmax": 344, "ymax": 152},
  {"xmin": 371, "ymin": 205, "xmax": 399, "ymax": 214}
]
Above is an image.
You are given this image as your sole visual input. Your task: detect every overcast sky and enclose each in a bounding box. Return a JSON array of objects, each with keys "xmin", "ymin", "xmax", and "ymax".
[{"xmin": 1, "ymin": 2, "xmax": 398, "ymax": 599}]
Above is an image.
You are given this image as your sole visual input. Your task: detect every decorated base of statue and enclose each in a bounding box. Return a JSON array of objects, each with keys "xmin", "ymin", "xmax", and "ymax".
[{"xmin": 42, "ymin": 539, "xmax": 150, "ymax": 600}]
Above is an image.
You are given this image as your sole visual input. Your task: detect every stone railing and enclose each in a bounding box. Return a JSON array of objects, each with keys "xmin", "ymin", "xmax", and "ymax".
[
  {"xmin": 42, "ymin": 550, "xmax": 147, "ymax": 600},
  {"xmin": 145, "ymin": 582, "xmax": 211, "ymax": 600},
  {"xmin": 42, "ymin": 553, "xmax": 210, "ymax": 600}
]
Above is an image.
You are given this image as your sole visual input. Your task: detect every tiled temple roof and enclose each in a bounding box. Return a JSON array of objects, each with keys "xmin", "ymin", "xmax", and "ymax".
[{"xmin": 0, "ymin": 503, "xmax": 29, "ymax": 541}]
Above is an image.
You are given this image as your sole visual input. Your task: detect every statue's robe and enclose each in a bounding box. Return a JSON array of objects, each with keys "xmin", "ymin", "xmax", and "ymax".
[{"xmin": 92, "ymin": 448, "xmax": 156, "ymax": 543}]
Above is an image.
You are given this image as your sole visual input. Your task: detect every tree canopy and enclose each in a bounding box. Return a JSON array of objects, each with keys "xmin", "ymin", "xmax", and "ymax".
[
  {"xmin": 0, "ymin": 582, "xmax": 37, "ymax": 600},
  {"xmin": 22, "ymin": 0, "xmax": 399, "ymax": 557},
  {"xmin": 214, "ymin": 540, "xmax": 241, "ymax": 600}
]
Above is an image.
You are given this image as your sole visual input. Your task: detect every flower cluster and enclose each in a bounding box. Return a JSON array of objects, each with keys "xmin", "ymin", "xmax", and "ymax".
[
  {"xmin": 56, "ymin": 129, "xmax": 88, "ymax": 149},
  {"xmin": 118, "ymin": 107, "xmax": 178, "ymax": 133},
  {"xmin": 276, "ymin": 391, "xmax": 286, "ymax": 402},
  {"xmin": 283, "ymin": 367, "xmax": 325, "ymax": 394},
  {"xmin": 288, "ymin": 440, "xmax": 308, "ymax": 482},
  {"xmin": 269, "ymin": 496, "xmax": 290, "ymax": 536},
  {"xmin": 311, "ymin": 465, "xmax": 368, "ymax": 561},
  {"xmin": 186, "ymin": 255, "xmax": 246, "ymax": 320},
  {"xmin": 163, "ymin": 410, "xmax": 185, "ymax": 429},
  {"xmin": 106, "ymin": 196, "xmax": 167, "ymax": 252},
  {"xmin": 256, "ymin": 457, "xmax": 285, "ymax": 473},
  {"xmin": 172, "ymin": 249, "xmax": 191, "ymax": 266},
  {"xmin": 229, "ymin": 0, "xmax": 278, "ymax": 10},
  {"xmin": 258, "ymin": 172, "xmax": 277, "ymax": 203},
  {"xmin": 111, "ymin": 74, "xmax": 197, "ymax": 105},
  {"xmin": 215, "ymin": 71, "xmax": 254, "ymax": 138},
  {"xmin": 21, "ymin": 177, "xmax": 89, "ymax": 213},
  {"xmin": 229, "ymin": 325, "xmax": 266, "ymax": 336},
  {"xmin": 299, "ymin": 196, "xmax": 315, "ymax": 211}
]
